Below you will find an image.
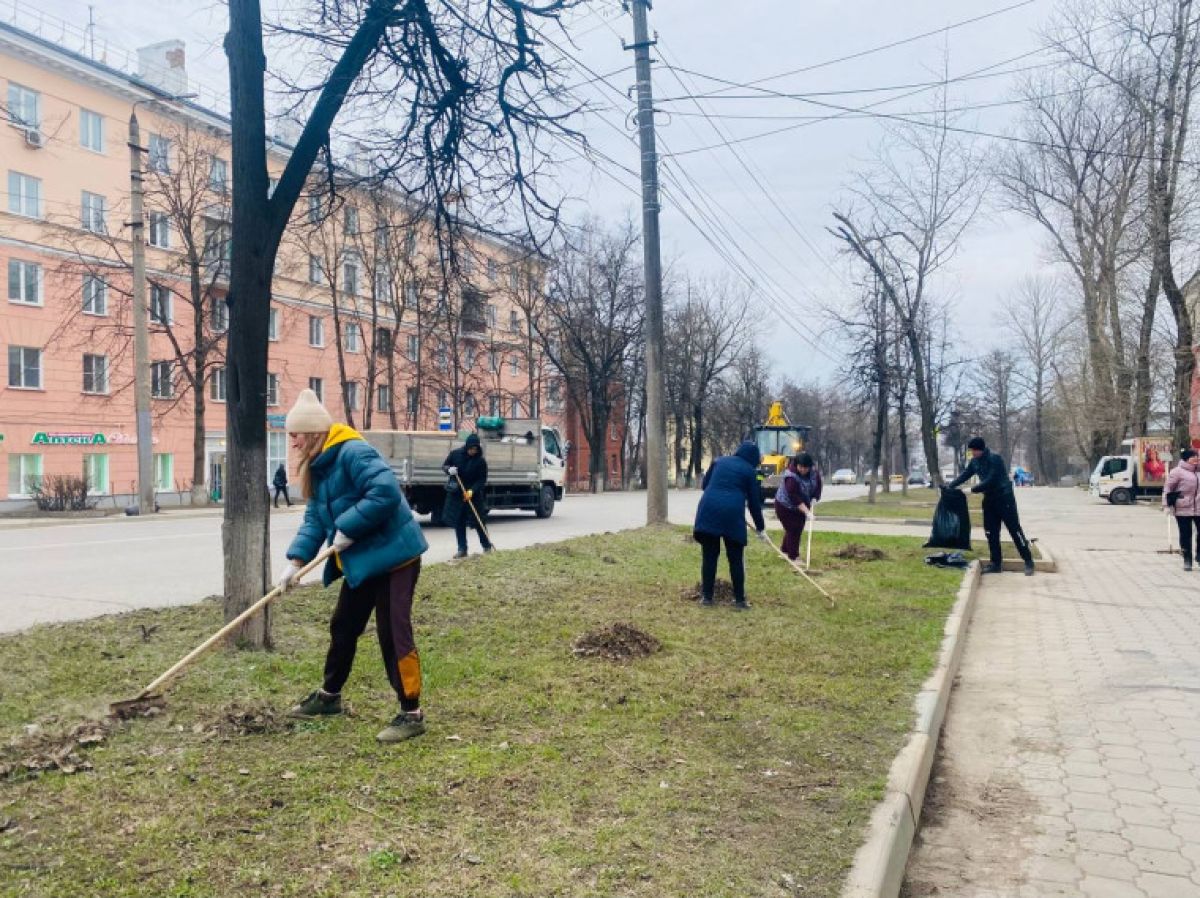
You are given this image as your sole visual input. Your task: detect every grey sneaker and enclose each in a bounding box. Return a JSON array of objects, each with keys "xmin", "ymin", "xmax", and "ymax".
[
  {"xmin": 732, "ymin": 599, "xmax": 751, "ymax": 612},
  {"xmin": 699, "ymin": 595, "xmax": 715, "ymax": 607},
  {"xmin": 376, "ymin": 712, "xmax": 426, "ymax": 743},
  {"xmin": 289, "ymin": 689, "xmax": 343, "ymax": 718},
  {"xmin": 452, "ymin": 550, "xmax": 468, "ymax": 560}
]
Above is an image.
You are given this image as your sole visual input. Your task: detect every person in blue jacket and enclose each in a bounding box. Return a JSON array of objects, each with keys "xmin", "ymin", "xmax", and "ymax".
[
  {"xmin": 275, "ymin": 389, "xmax": 430, "ymax": 743},
  {"xmin": 693, "ymin": 440, "xmax": 768, "ymax": 610}
]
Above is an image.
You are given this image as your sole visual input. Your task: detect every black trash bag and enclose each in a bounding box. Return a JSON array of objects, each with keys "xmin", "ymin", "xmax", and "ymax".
[
  {"xmin": 924, "ymin": 551, "xmax": 969, "ymax": 568},
  {"xmin": 924, "ymin": 488, "xmax": 972, "ymax": 550}
]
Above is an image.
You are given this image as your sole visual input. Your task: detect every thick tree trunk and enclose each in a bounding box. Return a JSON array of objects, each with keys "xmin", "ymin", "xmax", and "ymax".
[
  {"xmin": 868, "ymin": 373, "xmax": 887, "ymax": 504},
  {"xmin": 907, "ymin": 332, "xmax": 944, "ymax": 487}
]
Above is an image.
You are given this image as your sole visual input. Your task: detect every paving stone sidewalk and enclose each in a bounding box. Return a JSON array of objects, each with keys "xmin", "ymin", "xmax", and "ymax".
[{"xmin": 901, "ymin": 491, "xmax": 1200, "ymax": 898}]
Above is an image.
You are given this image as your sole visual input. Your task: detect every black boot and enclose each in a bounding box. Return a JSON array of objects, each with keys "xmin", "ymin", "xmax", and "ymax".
[
  {"xmin": 983, "ymin": 563, "xmax": 1003, "ymax": 574},
  {"xmin": 1185, "ymin": 552, "xmax": 1193, "ymax": 572}
]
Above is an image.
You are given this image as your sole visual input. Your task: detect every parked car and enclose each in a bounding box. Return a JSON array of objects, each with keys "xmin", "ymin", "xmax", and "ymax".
[
  {"xmin": 907, "ymin": 473, "xmax": 930, "ymax": 487},
  {"xmin": 830, "ymin": 468, "xmax": 857, "ymax": 485},
  {"xmin": 890, "ymin": 473, "xmax": 904, "ymax": 485}
]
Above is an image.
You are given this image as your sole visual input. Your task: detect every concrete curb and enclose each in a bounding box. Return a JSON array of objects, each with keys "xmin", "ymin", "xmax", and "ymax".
[{"xmin": 840, "ymin": 559, "xmax": 983, "ymax": 898}]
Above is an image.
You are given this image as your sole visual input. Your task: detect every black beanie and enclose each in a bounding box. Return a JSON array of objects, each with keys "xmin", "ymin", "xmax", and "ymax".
[{"xmin": 966, "ymin": 437, "xmax": 987, "ymax": 452}]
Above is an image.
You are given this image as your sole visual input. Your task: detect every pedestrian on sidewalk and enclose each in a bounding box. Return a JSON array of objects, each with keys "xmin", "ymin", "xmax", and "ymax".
[
  {"xmin": 775, "ymin": 452, "xmax": 822, "ymax": 561},
  {"xmin": 946, "ymin": 436, "xmax": 1035, "ymax": 576},
  {"xmin": 275, "ymin": 388, "xmax": 430, "ymax": 743},
  {"xmin": 1163, "ymin": 448, "xmax": 1200, "ymax": 570},
  {"xmin": 272, "ymin": 463, "xmax": 291, "ymax": 508},
  {"xmin": 442, "ymin": 433, "xmax": 493, "ymax": 559},
  {"xmin": 693, "ymin": 441, "xmax": 768, "ymax": 610}
]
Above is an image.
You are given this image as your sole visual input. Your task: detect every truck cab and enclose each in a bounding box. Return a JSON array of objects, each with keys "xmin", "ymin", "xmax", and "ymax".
[
  {"xmin": 1089, "ymin": 455, "xmax": 1135, "ymax": 504},
  {"xmin": 1089, "ymin": 435, "xmax": 1173, "ymax": 505}
]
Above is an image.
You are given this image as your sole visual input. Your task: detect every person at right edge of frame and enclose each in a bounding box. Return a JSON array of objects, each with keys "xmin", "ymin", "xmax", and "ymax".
[
  {"xmin": 693, "ymin": 440, "xmax": 769, "ymax": 610},
  {"xmin": 443, "ymin": 433, "xmax": 494, "ymax": 559},
  {"xmin": 1163, "ymin": 448, "xmax": 1200, "ymax": 571},
  {"xmin": 946, "ymin": 436, "xmax": 1035, "ymax": 576}
]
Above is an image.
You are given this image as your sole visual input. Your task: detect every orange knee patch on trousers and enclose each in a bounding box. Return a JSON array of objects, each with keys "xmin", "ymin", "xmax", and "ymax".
[{"xmin": 397, "ymin": 651, "xmax": 422, "ymax": 700}]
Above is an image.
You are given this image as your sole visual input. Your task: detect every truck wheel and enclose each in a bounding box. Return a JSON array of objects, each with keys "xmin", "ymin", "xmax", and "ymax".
[
  {"xmin": 1109, "ymin": 488, "xmax": 1133, "ymax": 505},
  {"xmin": 535, "ymin": 484, "xmax": 555, "ymax": 519}
]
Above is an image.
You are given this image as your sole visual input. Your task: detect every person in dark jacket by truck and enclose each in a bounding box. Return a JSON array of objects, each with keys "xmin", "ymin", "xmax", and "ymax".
[
  {"xmin": 276, "ymin": 389, "xmax": 430, "ymax": 743},
  {"xmin": 443, "ymin": 433, "xmax": 494, "ymax": 559},
  {"xmin": 693, "ymin": 441, "xmax": 768, "ymax": 610},
  {"xmin": 946, "ymin": 436, "xmax": 1034, "ymax": 576},
  {"xmin": 775, "ymin": 452, "xmax": 822, "ymax": 561}
]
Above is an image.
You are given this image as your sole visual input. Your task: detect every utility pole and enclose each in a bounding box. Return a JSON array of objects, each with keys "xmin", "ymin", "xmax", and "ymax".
[
  {"xmin": 128, "ymin": 109, "xmax": 155, "ymax": 516},
  {"xmin": 626, "ymin": 0, "xmax": 667, "ymax": 524}
]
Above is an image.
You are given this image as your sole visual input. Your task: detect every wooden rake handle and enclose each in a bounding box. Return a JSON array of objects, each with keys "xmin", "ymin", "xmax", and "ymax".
[
  {"xmin": 134, "ymin": 546, "xmax": 336, "ymax": 700},
  {"xmin": 749, "ymin": 516, "xmax": 836, "ymax": 608},
  {"xmin": 455, "ymin": 471, "xmax": 494, "ymax": 548}
]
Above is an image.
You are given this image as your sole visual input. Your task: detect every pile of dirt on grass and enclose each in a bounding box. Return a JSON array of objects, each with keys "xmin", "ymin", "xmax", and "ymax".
[
  {"xmin": 679, "ymin": 579, "xmax": 736, "ymax": 604},
  {"xmin": 0, "ymin": 719, "xmax": 111, "ymax": 780},
  {"xmin": 199, "ymin": 704, "xmax": 295, "ymax": 738},
  {"xmin": 832, "ymin": 543, "xmax": 888, "ymax": 561},
  {"xmin": 572, "ymin": 623, "xmax": 662, "ymax": 661}
]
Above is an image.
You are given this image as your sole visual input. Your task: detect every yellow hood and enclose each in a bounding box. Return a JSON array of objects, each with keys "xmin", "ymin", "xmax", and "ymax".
[{"xmin": 322, "ymin": 423, "xmax": 362, "ymax": 452}]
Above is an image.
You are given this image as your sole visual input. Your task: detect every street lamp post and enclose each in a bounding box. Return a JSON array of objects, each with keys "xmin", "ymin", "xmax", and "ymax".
[{"xmin": 128, "ymin": 93, "xmax": 195, "ymax": 515}]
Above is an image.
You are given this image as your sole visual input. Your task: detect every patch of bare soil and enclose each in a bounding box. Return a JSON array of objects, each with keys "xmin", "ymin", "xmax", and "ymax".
[
  {"xmin": 679, "ymin": 579, "xmax": 736, "ymax": 604},
  {"xmin": 572, "ymin": 623, "xmax": 662, "ymax": 661},
  {"xmin": 201, "ymin": 704, "xmax": 295, "ymax": 738},
  {"xmin": 832, "ymin": 543, "xmax": 889, "ymax": 561},
  {"xmin": 0, "ymin": 719, "xmax": 112, "ymax": 780}
]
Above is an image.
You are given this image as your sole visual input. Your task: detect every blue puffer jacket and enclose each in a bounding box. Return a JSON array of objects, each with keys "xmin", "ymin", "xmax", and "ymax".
[
  {"xmin": 693, "ymin": 441, "xmax": 766, "ymax": 544},
  {"xmin": 287, "ymin": 425, "xmax": 429, "ymax": 588}
]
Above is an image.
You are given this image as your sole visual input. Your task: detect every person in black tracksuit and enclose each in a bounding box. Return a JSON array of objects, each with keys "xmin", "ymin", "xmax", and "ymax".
[
  {"xmin": 272, "ymin": 463, "xmax": 291, "ymax": 507},
  {"xmin": 442, "ymin": 433, "xmax": 493, "ymax": 558},
  {"xmin": 947, "ymin": 436, "xmax": 1034, "ymax": 576}
]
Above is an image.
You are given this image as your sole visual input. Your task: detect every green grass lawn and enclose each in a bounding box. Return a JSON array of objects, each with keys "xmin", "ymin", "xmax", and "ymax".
[
  {"xmin": 818, "ymin": 488, "xmax": 985, "ymax": 520},
  {"xmin": 0, "ymin": 527, "xmax": 965, "ymax": 898}
]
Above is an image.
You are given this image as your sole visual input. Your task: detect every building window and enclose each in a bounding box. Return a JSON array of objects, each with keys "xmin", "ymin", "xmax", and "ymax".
[
  {"xmin": 8, "ymin": 83, "xmax": 39, "ymax": 128},
  {"xmin": 548, "ymin": 378, "xmax": 562, "ymax": 409},
  {"xmin": 308, "ymin": 194, "xmax": 321, "ymax": 224},
  {"xmin": 464, "ymin": 394, "xmax": 477, "ymax": 417},
  {"xmin": 151, "ymin": 360, "xmax": 174, "ymax": 398},
  {"xmin": 84, "ymin": 453, "xmax": 109, "ymax": 495},
  {"xmin": 266, "ymin": 372, "xmax": 280, "ymax": 407},
  {"xmin": 8, "ymin": 345, "xmax": 41, "ymax": 389},
  {"xmin": 308, "ymin": 254, "xmax": 324, "ymax": 285},
  {"xmin": 209, "ymin": 156, "xmax": 228, "ymax": 193},
  {"xmin": 203, "ymin": 219, "xmax": 231, "ymax": 271},
  {"xmin": 462, "ymin": 252, "xmax": 475, "ymax": 276},
  {"xmin": 150, "ymin": 283, "xmax": 172, "ymax": 325},
  {"xmin": 210, "ymin": 297, "xmax": 229, "ymax": 333},
  {"xmin": 8, "ymin": 260, "xmax": 41, "ymax": 305},
  {"xmin": 438, "ymin": 390, "xmax": 450, "ymax": 409},
  {"xmin": 267, "ymin": 432, "xmax": 287, "ymax": 484},
  {"xmin": 345, "ymin": 381, "xmax": 360, "ymax": 411},
  {"xmin": 489, "ymin": 394, "xmax": 500, "ymax": 416},
  {"xmin": 210, "ymin": 366, "xmax": 227, "ymax": 402},
  {"xmin": 81, "ymin": 191, "xmax": 107, "ymax": 233},
  {"xmin": 374, "ymin": 328, "xmax": 393, "ymax": 356},
  {"xmin": 154, "ymin": 453, "xmax": 173, "ymax": 492},
  {"xmin": 406, "ymin": 387, "xmax": 419, "ymax": 414},
  {"xmin": 465, "ymin": 346, "xmax": 477, "ymax": 370},
  {"xmin": 7, "ymin": 453, "xmax": 42, "ymax": 497},
  {"xmin": 82, "ymin": 275, "xmax": 107, "ymax": 315},
  {"xmin": 148, "ymin": 211, "xmax": 170, "ymax": 248},
  {"xmin": 511, "ymin": 397, "xmax": 522, "ymax": 418},
  {"xmin": 435, "ymin": 343, "xmax": 448, "ymax": 371},
  {"xmin": 509, "ymin": 267, "xmax": 520, "ymax": 292},
  {"xmin": 374, "ymin": 267, "xmax": 392, "ymax": 302},
  {"xmin": 80, "ymin": 108, "xmax": 104, "ymax": 152},
  {"xmin": 510, "ymin": 356, "xmax": 519, "ymax": 376},
  {"xmin": 406, "ymin": 334, "xmax": 418, "ymax": 361},
  {"xmin": 148, "ymin": 133, "xmax": 170, "ymax": 173},
  {"xmin": 268, "ymin": 307, "xmax": 280, "ymax": 341},
  {"xmin": 486, "ymin": 303, "xmax": 497, "ymax": 328},
  {"xmin": 377, "ymin": 384, "xmax": 392, "ymax": 413},
  {"xmin": 82, "ymin": 353, "xmax": 109, "ymax": 394},
  {"xmin": 343, "ymin": 255, "xmax": 360, "ymax": 296},
  {"xmin": 7, "ymin": 171, "xmax": 41, "ymax": 218},
  {"xmin": 308, "ymin": 376, "xmax": 323, "ymax": 402},
  {"xmin": 308, "ymin": 316, "xmax": 324, "ymax": 347},
  {"xmin": 405, "ymin": 283, "xmax": 418, "ymax": 307},
  {"xmin": 509, "ymin": 310, "xmax": 520, "ymax": 332},
  {"xmin": 487, "ymin": 257, "xmax": 497, "ymax": 281},
  {"xmin": 489, "ymin": 350, "xmax": 499, "ymax": 373},
  {"xmin": 344, "ymin": 205, "xmax": 359, "ymax": 235},
  {"xmin": 345, "ymin": 322, "xmax": 362, "ymax": 353}
]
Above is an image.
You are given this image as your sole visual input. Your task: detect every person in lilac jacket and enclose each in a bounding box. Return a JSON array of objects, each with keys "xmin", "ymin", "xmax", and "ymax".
[{"xmin": 1163, "ymin": 448, "xmax": 1200, "ymax": 570}]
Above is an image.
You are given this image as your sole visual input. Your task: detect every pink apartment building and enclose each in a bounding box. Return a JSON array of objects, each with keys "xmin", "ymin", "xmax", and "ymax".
[{"xmin": 0, "ymin": 20, "xmax": 562, "ymax": 510}]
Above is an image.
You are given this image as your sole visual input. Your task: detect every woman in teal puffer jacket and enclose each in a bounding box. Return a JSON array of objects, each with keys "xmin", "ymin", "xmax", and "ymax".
[{"xmin": 276, "ymin": 389, "xmax": 430, "ymax": 743}]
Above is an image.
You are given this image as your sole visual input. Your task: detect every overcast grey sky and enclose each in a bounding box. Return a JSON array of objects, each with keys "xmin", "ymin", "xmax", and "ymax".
[{"xmin": 31, "ymin": 0, "xmax": 1062, "ymax": 382}]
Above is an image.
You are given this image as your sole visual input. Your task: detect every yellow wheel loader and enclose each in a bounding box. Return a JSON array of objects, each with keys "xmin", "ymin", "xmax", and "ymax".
[{"xmin": 753, "ymin": 401, "xmax": 812, "ymax": 504}]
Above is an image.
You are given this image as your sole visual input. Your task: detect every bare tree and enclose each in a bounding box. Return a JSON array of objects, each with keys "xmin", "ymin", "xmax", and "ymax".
[
  {"xmin": 1004, "ymin": 277, "xmax": 1068, "ymax": 481},
  {"xmin": 831, "ymin": 94, "xmax": 985, "ymax": 488},
  {"xmin": 222, "ymin": 0, "xmax": 584, "ymax": 644}
]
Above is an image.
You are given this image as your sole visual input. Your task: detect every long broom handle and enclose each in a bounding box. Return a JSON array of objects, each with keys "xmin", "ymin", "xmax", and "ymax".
[
  {"xmin": 134, "ymin": 546, "xmax": 336, "ymax": 699},
  {"xmin": 455, "ymin": 470, "xmax": 495, "ymax": 548},
  {"xmin": 749, "ymin": 516, "xmax": 836, "ymax": 607}
]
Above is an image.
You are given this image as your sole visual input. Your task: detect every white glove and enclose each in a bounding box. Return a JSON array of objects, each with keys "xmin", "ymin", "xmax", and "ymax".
[
  {"xmin": 332, "ymin": 530, "xmax": 354, "ymax": 552},
  {"xmin": 277, "ymin": 561, "xmax": 303, "ymax": 593},
  {"xmin": 757, "ymin": 530, "xmax": 771, "ymax": 543},
  {"xmin": 447, "ymin": 466, "xmax": 458, "ymax": 476}
]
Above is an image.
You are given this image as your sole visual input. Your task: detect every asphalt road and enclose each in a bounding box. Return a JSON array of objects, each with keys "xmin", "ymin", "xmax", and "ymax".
[{"xmin": 0, "ymin": 485, "xmax": 869, "ymax": 633}]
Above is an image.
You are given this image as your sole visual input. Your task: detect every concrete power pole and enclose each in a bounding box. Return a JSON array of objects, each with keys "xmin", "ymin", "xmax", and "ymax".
[
  {"xmin": 627, "ymin": 0, "xmax": 668, "ymax": 524},
  {"xmin": 128, "ymin": 110, "xmax": 156, "ymax": 515}
]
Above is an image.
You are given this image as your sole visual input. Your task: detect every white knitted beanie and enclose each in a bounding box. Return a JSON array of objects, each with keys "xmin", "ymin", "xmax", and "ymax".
[{"xmin": 285, "ymin": 389, "xmax": 333, "ymax": 434}]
